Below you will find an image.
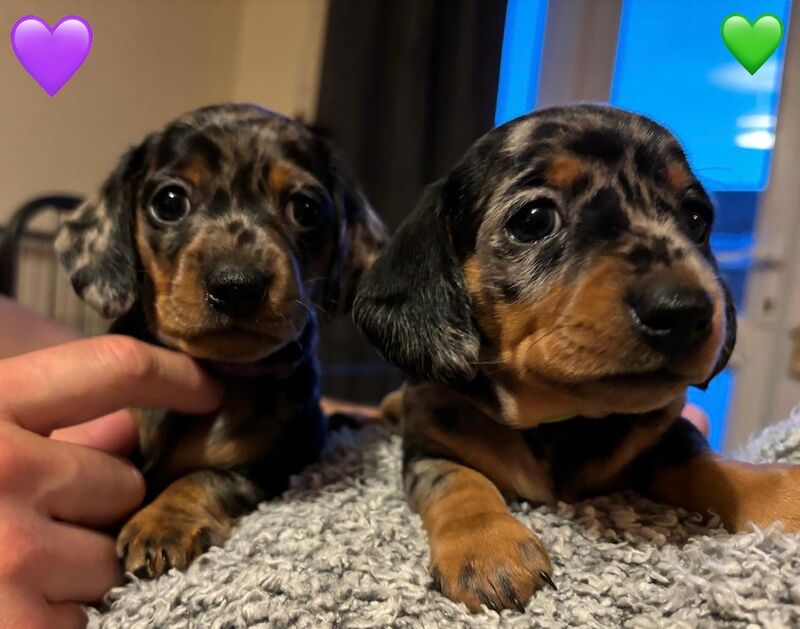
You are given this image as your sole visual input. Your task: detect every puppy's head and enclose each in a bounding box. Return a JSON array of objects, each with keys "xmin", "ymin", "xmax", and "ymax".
[
  {"xmin": 57, "ymin": 104, "xmax": 385, "ymax": 361},
  {"xmin": 355, "ymin": 105, "xmax": 735, "ymax": 424}
]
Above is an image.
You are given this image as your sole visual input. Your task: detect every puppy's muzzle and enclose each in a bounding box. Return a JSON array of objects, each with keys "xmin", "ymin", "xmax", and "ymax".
[
  {"xmin": 205, "ymin": 264, "xmax": 270, "ymax": 319},
  {"xmin": 627, "ymin": 274, "xmax": 713, "ymax": 357}
]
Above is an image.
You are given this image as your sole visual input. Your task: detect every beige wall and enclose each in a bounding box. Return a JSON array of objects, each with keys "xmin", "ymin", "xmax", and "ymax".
[
  {"xmin": 1, "ymin": 0, "xmax": 328, "ymax": 218},
  {"xmin": 1, "ymin": 0, "xmax": 328, "ymax": 327}
]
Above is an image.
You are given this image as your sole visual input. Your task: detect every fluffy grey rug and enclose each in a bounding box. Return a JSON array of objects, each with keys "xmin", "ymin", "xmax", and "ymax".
[{"xmin": 92, "ymin": 411, "xmax": 800, "ymax": 628}]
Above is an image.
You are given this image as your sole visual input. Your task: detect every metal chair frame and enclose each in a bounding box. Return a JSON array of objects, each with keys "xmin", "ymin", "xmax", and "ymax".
[{"xmin": 0, "ymin": 195, "xmax": 82, "ymax": 298}]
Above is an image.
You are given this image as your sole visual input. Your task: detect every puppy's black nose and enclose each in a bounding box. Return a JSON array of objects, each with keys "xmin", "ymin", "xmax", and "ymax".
[
  {"xmin": 627, "ymin": 278, "xmax": 713, "ymax": 356},
  {"xmin": 205, "ymin": 265, "xmax": 269, "ymax": 318}
]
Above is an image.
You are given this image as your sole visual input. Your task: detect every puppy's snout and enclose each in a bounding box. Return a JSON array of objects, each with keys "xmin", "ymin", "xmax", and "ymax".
[
  {"xmin": 205, "ymin": 265, "xmax": 270, "ymax": 318},
  {"xmin": 627, "ymin": 277, "xmax": 712, "ymax": 356}
]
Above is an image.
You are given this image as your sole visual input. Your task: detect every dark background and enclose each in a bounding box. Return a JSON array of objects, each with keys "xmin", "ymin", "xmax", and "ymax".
[{"xmin": 314, "ymin": 0, "xmax": 507, "ymax": 402}]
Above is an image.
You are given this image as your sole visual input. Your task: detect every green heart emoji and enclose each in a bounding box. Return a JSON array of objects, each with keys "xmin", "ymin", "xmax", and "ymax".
[{"xmin": 722, "ymin": 14, "xmax": 784, "ymax": 75}]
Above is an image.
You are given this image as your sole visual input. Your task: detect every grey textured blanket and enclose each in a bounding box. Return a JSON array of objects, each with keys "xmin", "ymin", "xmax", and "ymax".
[{"xmin": 92, "ymin": 413, "xmax": 800, "ymax": 628}]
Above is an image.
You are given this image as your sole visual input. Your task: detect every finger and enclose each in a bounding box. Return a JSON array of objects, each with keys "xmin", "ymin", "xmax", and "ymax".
[
  {"xmin": 22, "ymin": 518, "xmax": 122, "ymax": 605},
  {"xmin": 1, "ymin": 426, "xmax": 144, "ymax": 527},
  {"xmin": 49, "ymin": 603, "xmax": 88, "ymax": 629},
  {"xmin": 683, "ymin": 403, "xmax": 709, "ymax": 438},
  {"xmin": 0, "ymin": 335, "xmax": 223, "ymax": 434},
  {"xmin": 321, "ymin": 397, "xmax": 382, "ymax": 421},
  {"xmin": 0, "ymin": 587, "xmax": 87, "ymax": 629},
  {"xmin": 51, "ymin": 409, "xmax": 139, "ymax": 455},
  {"xmin": 39, "ymin": 437, "xmax": 145, "ymax": 527}
]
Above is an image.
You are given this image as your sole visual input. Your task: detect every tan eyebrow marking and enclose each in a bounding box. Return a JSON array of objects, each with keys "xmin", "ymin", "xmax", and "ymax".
[
  {"xmin": 268, "ymin": 160, "xmax": 297, "ymax": 195},
  {"xmin": 666, "ymin": 161, "xmax": 691, "ymax": 192},
  {"xmin": 544, "ymin": 154, "xmax": 584, "ymax": 190},
  {"xmin": 178, "ymin": 154, "xmax": 210, "ymax": 187}
]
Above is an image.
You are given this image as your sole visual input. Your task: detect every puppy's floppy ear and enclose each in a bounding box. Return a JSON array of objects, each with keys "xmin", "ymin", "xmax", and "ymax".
[
  {"xmin": 353, "ymin": 182, "xmax": 480, "ymax": 384},
  {"xmin": 55, "ymin": 135, "xmax": 153, "ymax": 318},
  {"xmin": 323, "ymin": 159, "xmax": 387, "ymax": 313}
]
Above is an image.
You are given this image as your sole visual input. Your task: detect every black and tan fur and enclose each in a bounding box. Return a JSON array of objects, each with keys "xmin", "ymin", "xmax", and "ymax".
[
  {"xmin": 355, "ymin": 104, "xmax": 800, "ymax": 613},
  {"xmin": 56, "ymin": 104, "xmax": 385, "ymax": 577}
]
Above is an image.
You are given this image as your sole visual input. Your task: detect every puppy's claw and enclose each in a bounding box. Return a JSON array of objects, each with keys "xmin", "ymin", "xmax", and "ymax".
[
  {"xmin": 507, "ymin": 591, "xmax": 526, "ymax": 613},
  {"xmin": 132, "ymin": 565, "xmax": 149, "ymax": 579},
  {"xmin": 117, "ymin": 501, "xmax": 230, "ymax": 578},
  {"xmin": 540, "ymin": 571, "xmax": 557, "ymax": 591},
  {"xmin": 161, "ymin": 548, "xmax": 172, "ymax": 572}
]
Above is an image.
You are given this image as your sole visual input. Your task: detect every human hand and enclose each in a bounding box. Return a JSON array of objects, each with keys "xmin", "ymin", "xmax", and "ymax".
[
  {"xmin": 0, "ymin": 336, "xmax": 222, "ymax": 628},
  {"xmin": 683, "ymin": 403, "xmax": 709, "ymax": 438}
]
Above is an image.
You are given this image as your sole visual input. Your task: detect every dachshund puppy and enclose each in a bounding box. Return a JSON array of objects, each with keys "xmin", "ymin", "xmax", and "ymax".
[
  {"xmin": 56, "ymin": 104, "xmax": 385, "ymax": 578},
  {"xmin": 354, "ymin": 104, "xmax": 800, "ymax": 612}
]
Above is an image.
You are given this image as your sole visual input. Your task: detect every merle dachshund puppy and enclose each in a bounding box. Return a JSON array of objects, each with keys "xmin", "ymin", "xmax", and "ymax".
[
  {"xmin": 56, "ymin": 104, "xmax": 385, "ymax": 578},
  {"xmin": 354, "ymin": 104, "xmax": 800, "ymax": 612}
]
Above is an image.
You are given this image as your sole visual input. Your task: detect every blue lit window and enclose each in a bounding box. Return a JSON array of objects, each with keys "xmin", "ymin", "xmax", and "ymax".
[
  {"xmin": 495, "ymin": 0, "xmax": 549, "ymax": 126},
  {"xmin": 612, "ymin": 0, "xmax": 792, "ymax": 450}
]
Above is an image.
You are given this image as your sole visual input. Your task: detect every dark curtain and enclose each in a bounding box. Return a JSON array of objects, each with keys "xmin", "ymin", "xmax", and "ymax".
[{"xmin": 314, "ymin": 0, "xmax": 507, "ymax": 403}]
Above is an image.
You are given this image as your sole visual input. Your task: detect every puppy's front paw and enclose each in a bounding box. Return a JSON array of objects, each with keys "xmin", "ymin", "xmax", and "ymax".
[
  {"xmin": 430, "ymin": 513, "xmax": 554, "ymax": 613},
  {"xmin": 117, "ymin": 502, "xmax": 229, "ymax": 578}
]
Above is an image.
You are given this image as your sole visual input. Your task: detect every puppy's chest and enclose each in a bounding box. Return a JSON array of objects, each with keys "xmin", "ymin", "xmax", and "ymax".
[
  {"xmin": 403, "ymin": 382, "xmax": 676, "ymax": 503},
  {"xmin": 135, "ymin": 377, "xmax": 317, "ymax": 491},
  {"xmin": 522, "ymin": 411, "xmax": 675, "ymax": 500}
]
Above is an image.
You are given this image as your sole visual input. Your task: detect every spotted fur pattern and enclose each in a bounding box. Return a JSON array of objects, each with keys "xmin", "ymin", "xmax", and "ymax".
[
  {"xmin": 56, "ymin": 104, "xmax": 386, "ymax": 577},
  {"xmin": 355, "ymin": 105, "xmax": 800, "ymax": 613}
]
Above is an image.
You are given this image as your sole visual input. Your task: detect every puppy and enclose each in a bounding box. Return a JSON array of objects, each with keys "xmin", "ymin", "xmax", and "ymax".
[
  {"xmin": 354, "ymin": 104, "xmax": 800, "ymax": 612},
  {"xmin": 56, "ymin": 103, "xmax": 385, "ymax": 578}
]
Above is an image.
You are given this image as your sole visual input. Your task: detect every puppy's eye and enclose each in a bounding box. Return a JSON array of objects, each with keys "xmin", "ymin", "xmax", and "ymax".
[
  {"xmin": 288, "ymin": 194, "xmax": 327, "ymax": 230},
  {"xmin": 505, "ymin": 200, "xmax": 562, "ymax": 243},
  {"xmin": 150, "ymin": 186, "xmax": 191, "ymax": 223},
  {"xmin": 682, "ymin": 201, "xmax": 712, "ymax": 243}
]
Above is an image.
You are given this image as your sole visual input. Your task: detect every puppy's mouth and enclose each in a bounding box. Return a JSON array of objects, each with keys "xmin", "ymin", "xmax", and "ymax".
[
  {"xmin": 200, "ymin": 324, "xmax": 312, "ymax": 379},
  {"xmin": 156, "ymin": 315, "xmax": 310, "ymax": 362},
  {"xmin": 595, "ymin": 366, "xmax": 693, "ymax": 384},
  {"xmin": 153, "ymin": 294, "xmax": 311, "ymax": 361},
  {"xmin": 526, "ymin": 364, "xmax": 686, "ymax": 389}
]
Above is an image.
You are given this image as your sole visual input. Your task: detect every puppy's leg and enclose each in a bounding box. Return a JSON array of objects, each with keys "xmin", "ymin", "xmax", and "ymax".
[
  {"xmin": 405, "ymin": 449, "xmax": 554, "ymax": 613},
  {"xmin": 633, "ymin": 418, "xmax": 800, "ymax": 532},
  {"xmin": 117, "ymin": 469, "xmax": 262, "ymax": 578},
  {"xmin": 379, "ymin": 389, "xmax": 404, "ymax": 425}
]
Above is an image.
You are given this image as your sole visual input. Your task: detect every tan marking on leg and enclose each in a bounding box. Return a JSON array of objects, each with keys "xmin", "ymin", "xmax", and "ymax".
[
  {"xmin": 117, "ymin": 471, "xmax": 260, "ymax": 578},
  {"xmin": 403, "ymin": 383, "xmax": 554, "ymax": 502},
  {"xmin": 649, "ymin": 455, "xmax": 800, "ymax": 532},
  {"xmin": 379, "ymin": 389, "xmax": 404, "ymax": 425},
  {"xmin": 410, "ymin": 460, "xmax": 553, "ymax": 612}
]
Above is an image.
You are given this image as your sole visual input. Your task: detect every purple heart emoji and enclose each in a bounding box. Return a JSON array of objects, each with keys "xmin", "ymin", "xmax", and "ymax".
[{"xmin": 10, "ymin": 15, "xmax": 93, "ymax": 96}]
